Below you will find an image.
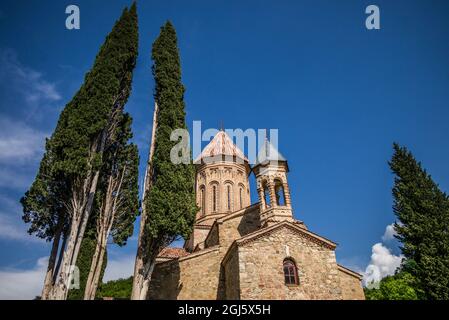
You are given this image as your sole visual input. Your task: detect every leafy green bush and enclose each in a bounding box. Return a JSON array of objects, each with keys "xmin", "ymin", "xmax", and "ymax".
[
  {"xmin": 96, "ymin": 277, "xmax": 133, "ymax": 300},
  {"xmin": 365, "ymin": 272, "xmax": 420, "ymax": 300}
]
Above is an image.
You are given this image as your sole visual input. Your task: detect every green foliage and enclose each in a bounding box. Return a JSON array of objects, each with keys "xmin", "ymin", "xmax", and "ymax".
[
  {"xmin": 144, "ymin": 22, "xmax": 197, "ymax": 248},
  {"xmin": 100, "ymin": 112, "xmax": 140, "ymax": 246},
  {"xmin": 21, "ymin": 149, "xmax": 69, "ymax": 241},
  {"xmin": 111, "ymin": 142, "xmax": 140, "ymax": 245},
  {"xmin": 97, "ymin": 277, "xmax": 133, "ymax": 299},
  {"xmin": 47, "ymin": 4, "xmax": 139, "ymax": 179},
  {"xmin": 67, "ymin": 215, "xmax": 108, "ymax": 300},
  {"xmin": 389, "ymin": 143, "xmax": 449, "ymax": 299},
  {"xmin": 21, "ymin": 2, "xmax": 139, "ymax": 244},
  {"xmin": 364, "ymin": 272, "xmax": 419, "ymax": 300},
  {"xmin": 69, "ymin": 113, "xmax": 139, "ymax": 299}
]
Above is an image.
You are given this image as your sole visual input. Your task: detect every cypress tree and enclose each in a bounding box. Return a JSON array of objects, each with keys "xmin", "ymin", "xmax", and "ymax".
[
  {"xmin": 21, "ymin": 2, "xmax": 138, "ymax": 299},
  {"xmin": 132, "ymin": 21, "xmax": 197, "ymax": 300},
  {"xmin": 67, "ymin": 223, "xmax": 107, "ymax": 300},
  {"xmin": 390, "ymin": 143, "xmax": 449, "ymax": 299},
  {"xmin": 83, "ymin": 113, "xmax": 139, "ymax": 300}
]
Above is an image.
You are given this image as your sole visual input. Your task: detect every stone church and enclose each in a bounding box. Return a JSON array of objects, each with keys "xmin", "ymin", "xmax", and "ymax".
[{"xmin": 148, "ymin": 130, "xmax": 365, "ymax": 300}]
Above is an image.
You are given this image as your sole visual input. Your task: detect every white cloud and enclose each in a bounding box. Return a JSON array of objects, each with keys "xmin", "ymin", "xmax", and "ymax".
[
  {"xmin": 0, "ymin": 167, "xmax": 32, "ymax": 190},
  {"xmin": 103, "ymin": 254, "xmax": 135, "ymax": 282},
  {"xmin": 0, "ymin": 257, "xmax": 47, "ymax": 300},
  {"xmin": 0, "ymin": 195, "xmax": 42, "ymax": 243},
  {"xmin": 0, "ymin": 252, "xmax": 136, "ymax": 299},
  {"xmin": 358, "ymin": 222, "xmax": 403, "ymax": 287},
  {"xmin": 0, "ymin": 117, "xmax": 47, "ymax": 164},
  {"xmin": 0, "ymin": 213, "xmax": 31, "ymax": 242},
  {"xmin": 381, "ymin": 223, "xmax": 397, "ymax": 242},
  {"xmin": 0, "ymin": 49, "xmax": 61, "ymax": 105},
  {"xmin": 363, "ymin": 243, "xmax": 403, "ymax": 286}
]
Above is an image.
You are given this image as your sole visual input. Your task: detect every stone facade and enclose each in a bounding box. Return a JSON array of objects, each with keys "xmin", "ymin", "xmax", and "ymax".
[
  {"xmin": 148, "ymin": 131, "xmax": 365, "ymax": 300},
  {"xmin": 338, "ymin": 265, "xmax": 365, "ymax": 300}
]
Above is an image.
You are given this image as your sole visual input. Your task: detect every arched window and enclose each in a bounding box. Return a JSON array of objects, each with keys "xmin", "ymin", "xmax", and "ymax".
[
  {"xmin": 274, "ymin": 179, "xmax": 286, "ymax": 206},
  {"xmin": 283, "ymin": 259, "xmax": 299, "ymax": 285},
  {"xmin": 227, "ymin": 185, "xmax": 232, "ymax": 211},
  {"xmin": 262, "ymin": 181, "xmax": 270, "ymax": 208},
  {"xmin": 200, "ymin": 186, "xmax": 206, "ymax": 216},
  {"xmin": 212, "ymin": 185, "xmax": 217, "ymax": 212},
  {"xmin": 239, "ymin": 187, "xmax": 243, "ymax": 209}
]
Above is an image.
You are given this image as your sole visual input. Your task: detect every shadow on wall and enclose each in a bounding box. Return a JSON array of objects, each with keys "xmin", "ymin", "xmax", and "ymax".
[
  {"xmin": 147, "ymin": 260, "xmax": 182, "ymax": 299},
  {"xmin": 237, "ymin": 206, "xmax": 261, "ymax": 237},
  {"xmin": 217, "ymin": 265, "xmax": 226, "ymax": 300}
]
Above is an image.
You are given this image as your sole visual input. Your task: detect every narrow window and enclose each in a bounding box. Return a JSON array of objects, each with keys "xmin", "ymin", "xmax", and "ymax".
[
  {"xmin": 283, "ymin": 259, "xmax": 299, "ymax": 285},
  {"xmin": 239, "ymin": 187, "xmax": 243, "ymax": 209},
  {"xmin": 212, "ymin": 185, "xmax": 217, "ymax": 212},
  {"xmin": 200, "ymin": 187, "xmax": 205, "ymax": 216},
  {"xmin": 227, "ymin": 185, "xmax": 231, "ymax": 211}
]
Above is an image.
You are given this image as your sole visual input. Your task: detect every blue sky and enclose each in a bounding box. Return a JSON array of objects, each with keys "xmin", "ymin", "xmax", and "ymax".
[{"xmin": 1, "ymin": 0, "xmax": 449, "ymax": 298}]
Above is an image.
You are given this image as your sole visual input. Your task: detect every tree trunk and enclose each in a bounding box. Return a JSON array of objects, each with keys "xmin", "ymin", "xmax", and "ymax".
[
  {"xmin": 86, "ymin": 234, "xmax": 107, "ymax": 299},
  {"xmin": 50, "ymin": 210, "xmax": 81, "ymax": 299},
  {"xmin": 50, "ymin": 170, "xmax": 100, "ymax": 299},
  {"xmin": 64, "ymin": 170, "xmax": 100, "ymax": 300},
  {"xmin": 83, "ymin": 228, "xmax": 103, "ymax": 300},
  {"xmin": 53, "ymin": 231, "xmax": 67, "ymax": 284},
  {"xmin": 84, "ymin": 197, "xmax": 110, "ymax": 300},
  {"xmin": 50, "ymin": 127, "xmax": 109, "ymax": 300},
  {"xmin": 84, "ymin": 162, "xmax": 126, "ymax": 300},
  {"xmin": 138, "ymin": 262, "xmax": 155, "ymax": 300},
  {"xmin": 132, "ymin": 103, "xmax": 158, "ymax": 300},
  {"xmin": 41, "ymin": 219, "xmax": 64, "ymax": 300}
]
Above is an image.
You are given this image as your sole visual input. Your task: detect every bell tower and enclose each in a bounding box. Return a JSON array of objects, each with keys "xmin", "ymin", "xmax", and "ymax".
[{"xmin": 253, "ymin": 139, "xmax": 294, "ymax": 227}]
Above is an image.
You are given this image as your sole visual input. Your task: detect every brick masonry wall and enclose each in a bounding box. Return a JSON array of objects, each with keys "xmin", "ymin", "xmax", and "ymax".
[{"xmin": 237, "ymin": 227, "xmax": 343, "ymax": 300}]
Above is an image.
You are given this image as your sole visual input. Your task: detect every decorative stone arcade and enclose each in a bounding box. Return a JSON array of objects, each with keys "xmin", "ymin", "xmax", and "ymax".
[{"xmin": 253, "ymin": 139, "xmax": 294, "ymax": 227}]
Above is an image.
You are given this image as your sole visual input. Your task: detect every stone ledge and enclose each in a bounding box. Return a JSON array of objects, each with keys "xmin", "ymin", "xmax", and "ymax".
[{"xmin": 337, "ymin": 264, "xmax": 363, "ymax": 280}]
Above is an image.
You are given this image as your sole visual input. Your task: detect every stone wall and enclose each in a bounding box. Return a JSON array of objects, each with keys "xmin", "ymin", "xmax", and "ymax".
[
  {"xmin": 223, "ymin": 245, "xmax": 240, "ymax": 300},
  {"xmin": 149, "ymin": 209, "xmax": 363, "ymax": 300},
  {"xmin": 205, "ymin": 223, "xmax": 219, "ymax": 248},
  {"xmin": 338, "ymin": 266, "xmax": 365, "ymax": 300},
  {"xmin": 236, "ymin": 226, "xmax": 342, "ymax": 300},
  {"xmin": 149, "ymin": 247, "xmax": 222, "ymax": 300},
  {"xmin": 190, "ymin": 226, "xmax": 211, "ymax": 251},
  {"xmin": 218, "ymin": 205, "xmax": 261, "ymax": 250}
]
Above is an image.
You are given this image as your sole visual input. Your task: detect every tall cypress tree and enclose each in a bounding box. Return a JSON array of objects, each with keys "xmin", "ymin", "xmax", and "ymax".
[
  {"xmin": 67, "ymin": 222, "xmax": 107, "ymax": 300},
  {"xmin": 21, "ymin": 3, "xmax": 138, "ymax": 299},
  {"xmin": 390, "ymin": 143, "xmax": 449, "ymax": 299},
  {"xmin": 132, "ymin": 21, "xmax": 197, "ymax": 300},
  {"xmin": 83, "ymin": 112, "xmax": 140, "ymax": 300}
]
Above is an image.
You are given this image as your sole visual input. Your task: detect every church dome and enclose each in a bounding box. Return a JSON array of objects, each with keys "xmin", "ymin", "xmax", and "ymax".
[
  {"xmin": 194, "ymin": 130, "xmax": 249, "ymax": 164},
  {"xmin": 254, "ymin": 139, "xmax": 287, "ymax": 167}
]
